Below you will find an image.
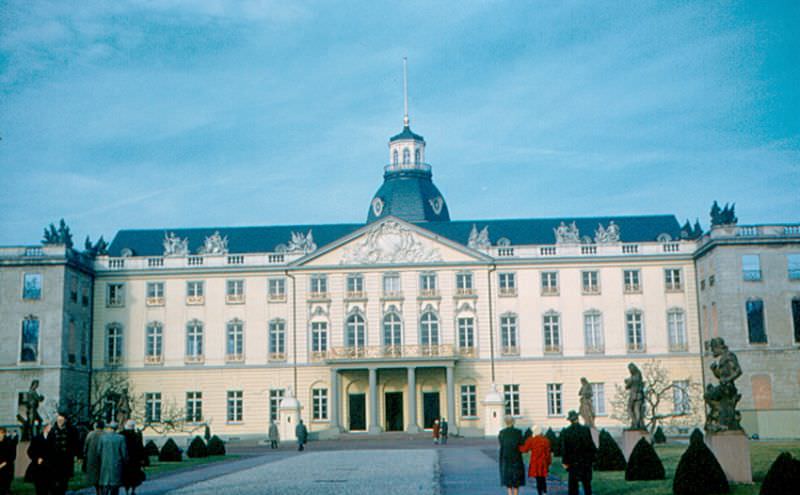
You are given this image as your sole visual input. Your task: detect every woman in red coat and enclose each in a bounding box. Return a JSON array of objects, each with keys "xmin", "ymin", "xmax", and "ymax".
[{"xmin": 519, "ymin": 425, "xmax": 552, "ymax": 495}]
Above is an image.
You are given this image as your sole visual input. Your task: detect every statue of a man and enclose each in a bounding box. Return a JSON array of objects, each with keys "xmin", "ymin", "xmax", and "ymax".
[
  {"xmin": 116, "ymin": 388, "xmax": 132, "ymax": 425},
  {"xmin": 578, "ymin": 377, "xmax": 595, "ymax": 427},
  {"xmin": 17, "ymin": 379, "xmax": 44, "ymax": 440},
  {"xmin": 704, "ymin": 337, "xmax": 743, "ymax": 432},
  {"xmin": 625, "ymin": 363, "xmax": 646, "ymax": 430}
]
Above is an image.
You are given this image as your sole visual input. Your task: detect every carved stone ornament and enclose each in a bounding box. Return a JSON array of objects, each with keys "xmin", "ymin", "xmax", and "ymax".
[
  {"xmin": 372, "ymin": 197, "xmax": 384, "ymax": 217},
  {"xmin": 278, "ymin": 229, "xmax": 317, "ymax": 255},
  {"xmin": 594, "ymin": 221, "xmax": 621, "ymax": 244},
  {"xmin": 704, "ymin": 337, "xmax": 743, "ymax": 432},
  {"xmin": 554, "ymin": 221, "xmax": 581, "ymax": 244},
  {"xmin": 340, "ymin": 220, "xmax": 442, "ymax": 265},
  {"xmin": 198, "ymin": 231, "xmax": 228, "ymax": 255},
  {"xmin": 429, "ymin": 196, "xmax": 444, "ymax": 215},
  {"xmin": 467, "ymin": 224, "xmax": 491, "ymax": 252},
  {"xmin": 163, "ymin": 232, "xmax": 189, "ymax": 257}
]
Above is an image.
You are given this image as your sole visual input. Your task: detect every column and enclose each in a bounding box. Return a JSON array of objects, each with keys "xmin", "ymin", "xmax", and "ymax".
[
  {"xmin": 368, "ymin": 367, "xmax": 381, "ymax": 433},
  {"xmin": 446, "ymin": 365, "xmax": 457, "ymax": 435},
  {"xmin": 329, "ymin": 368, "xmax": 340, "ymax": 433},
  {"xmin": 407, "ymin": 366, "xmax": 420, "ymax": 433}
]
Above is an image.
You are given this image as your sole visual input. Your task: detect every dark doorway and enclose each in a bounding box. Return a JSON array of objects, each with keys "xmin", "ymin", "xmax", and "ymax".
[
  {"xmin": 385, "ymin": 392, "xmax": 404, "ymax": 431},
  {"xmin": 423, "ymin": 391, "xmax": 440, "ymax": 429},
  {"xmin": 349, "ymin": 393, "xmax": 366, "ymax": 431}
]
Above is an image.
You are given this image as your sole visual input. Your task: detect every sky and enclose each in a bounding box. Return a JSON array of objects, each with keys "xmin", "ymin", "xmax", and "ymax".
[{"xmin": 1, "ymin": 0, "xmax": 798, "ymax": 246}]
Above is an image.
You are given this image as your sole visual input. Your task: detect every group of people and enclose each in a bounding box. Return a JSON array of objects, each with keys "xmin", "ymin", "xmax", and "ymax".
[
  {"xmin": 431, "ymin": 418, "xmax": 449, "ymax": 445},
  {"xmin": 499, "ymin": 410, "xmax": 597, "ymax": 495},
  {"xmin": 82, "ymin": 420, "xmax": 147, "ymax": 495}
]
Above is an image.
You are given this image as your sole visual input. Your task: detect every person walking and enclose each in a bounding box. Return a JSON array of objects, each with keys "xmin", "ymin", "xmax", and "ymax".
[
  {"xmin": 519, "ymin": 425, "xmax": 551, "ymax": 495},
  {"xmin": 49, "ymin": 412, "xmax": 79, "ymax": 495},
  {"xmin": 120, "ymin": 420, "xmax": 145, "ymax": 495},
  {"xmin": 498, "ymin": 415, "xmax": 525, "ymax": 495},
  {"xmin": 432, "ymin": 419, "xmax": 440, "ymax": 445},
  {"xmin": 84, "ymin": 420, "xmax": 106, "ymax": 495},
  {"xmin": 295, "ymin": 419, "xmax": 308, "ymax": 451},
  {"xmin": 561, "ymin": 410, "xmax": 597, "ymax": 495},
  {"xmin": 0, "ymin": 427, "xmax": 18, "ymax": 495},
  {"xmin": 25, "ymin": 423, "xmax": 51, "ymax": 495},
  {"xmin": 440, "ymin": 418, "xmax": 449, "ymax": 445},
  {"xmin": 98, "ymin": 422, "xmax": 128, "ymax": 495},
  {"xmin": 268, "ymin": 420, "xmax": 280, "ymax": 449}
]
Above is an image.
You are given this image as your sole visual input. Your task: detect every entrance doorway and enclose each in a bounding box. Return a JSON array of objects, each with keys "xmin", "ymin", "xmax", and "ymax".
[
  {"xmin": 384, "ymin": 392, "xmax": 404, "ymax": 431},
  {"xmin": 349, "ymin": 393, "xmax": 366, "ymax": 431},
  {"xmin": 422, "ymin": 391, "xmax": 440, "ymax": 429}
]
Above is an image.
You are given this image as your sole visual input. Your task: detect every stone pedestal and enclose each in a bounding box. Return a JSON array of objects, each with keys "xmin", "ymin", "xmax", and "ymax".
[
  {"xmin": 706, "ymin": 430, "xmax": 753, "ymax": 484},
  {"xmin": 482, "ymin": 383, "xmax": 505, "ymax": 437},
  {"xmin": 590, "ymin": 427, "xmax": 600, "ymax": 448},
  {"xmin": 622, "ymin": 429, "xmax": 650, "ymax": 461},
  {"xmin": 15, "ymin": 441, "xmax": 30, "ymax": 478}
]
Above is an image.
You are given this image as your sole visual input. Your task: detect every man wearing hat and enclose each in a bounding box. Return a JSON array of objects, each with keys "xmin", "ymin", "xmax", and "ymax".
[{"xmin": 560, "ymin": 410, "xmax": 597, "ymax": 495}]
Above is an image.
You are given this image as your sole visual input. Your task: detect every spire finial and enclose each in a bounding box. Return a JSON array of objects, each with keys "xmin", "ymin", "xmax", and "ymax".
[{"xmin": 403, "ymin": 57, "xmax": 409, "ymax": 127}]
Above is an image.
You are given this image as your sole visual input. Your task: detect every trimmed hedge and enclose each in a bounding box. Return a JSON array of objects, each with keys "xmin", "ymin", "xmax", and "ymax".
[
  {"xmin": 207, "ymin": 435, "xmax": 226, "ymax": 456},
  {"xmin": 159, "ymin": 438, "xmax": 183, "ymax": 462},
  {"xmin": 673, "ymin": 429, "xmax": 728, "ymax": 495},
  {"xmin": 654, "ymin": 426, "xmax": 667, "ymax": 444},
  {"xmin": 625, "ymin": 437, "xmax": 665, "ymax": 481},
  {"xmin": 545, "ymin": 428, "xmax": 561, "ymax": 457},
  {"xmin": 595, "ymin": 429, "xmax": 627, "ymax": 471},
  {"xmin": 144, "ymin": 440, "xmax": 160, "ymax": 458},
  {"xmin": 760, "ymin": 452, "xmax": 800, "ymax": 495},
  {"xmin": 187, "ymin": 436, "xmax": 208, "ymax": 458}
]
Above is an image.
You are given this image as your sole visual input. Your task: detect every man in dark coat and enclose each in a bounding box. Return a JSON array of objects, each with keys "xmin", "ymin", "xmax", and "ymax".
[
  {"xmin": 98, "ymin": 422, "xmax": 128, "ymax": 495},
  {"xmin": 84, "ymin": 421, "xmax": 106, "ymax": 495},
  {"xmin": 295, "ymin": 419, "xmax": 308, "ymax": 451},
  {"xmin": 440, "ymin": 418, "xmax": 449, "ymax": 445},
  {"xmin": 0, "ymin": 427, "xmax": 18, "ymax": 495},
  {"xmin": 498, "ymin": 415, "xmax": 525, "ymax": 495},
  {"xmin": 121, "ymin": 420, "xmax": 146, "ymax": 495},
  {"xmin": 49, "ymin": 413, "xmax": 79, "ymax": 495},
  {"xmin": 561, "ymin": 410, "xmax": 597, "ymax": 495},
  {"xmin": 25, "ymin": 423, "xmax": 51, "ymax": 495}
]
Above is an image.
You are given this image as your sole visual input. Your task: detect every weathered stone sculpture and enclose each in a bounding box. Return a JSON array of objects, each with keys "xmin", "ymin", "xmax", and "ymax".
[
  {"xmin": 578, "ymin": 377, "xmax": 595, "ymax": 427},
  {"xmin": 16, "ymin": 379, "xmax": 44, "ymax": 440},
  {"xmin": 703, "ymin": 337, "xmax": 743, "ymax": 432},
  {"xmin": 625, "ymin": 363, "xmax": 646, "ymax": 430}
]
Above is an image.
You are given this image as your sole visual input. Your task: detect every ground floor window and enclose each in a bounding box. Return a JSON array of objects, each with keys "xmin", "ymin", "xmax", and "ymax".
[
  {"xmin": 269, "ymin": 389, "xmax": 284, "ymax": 422},
  {"xmin": 145, "ymin": 392, "xmax": 161, "ymax": 423},
  {"xmin": 460, "ymin": 384, "xmax": 477, "ymax": 417},
  {"xmin": 227, "ymin": 390, "xmax": 243, "ymax": 422},
  {"xmin": 591, "ymin": 383, "xmax": 605, "ymax": 415},
  {"xmin": 186, "ymin": 391, "xmax": 202, "ymax": 422},
  {"xmin": 547, "ymin": 384, "xmax": 562, "ymax": 416},
  {"xmin": 312, "ymin": 388, "xmax": 328, "ymax": 420},
  {"xmin": 503, "ymin": 384, "xmax": 520, "ymax": 416}
]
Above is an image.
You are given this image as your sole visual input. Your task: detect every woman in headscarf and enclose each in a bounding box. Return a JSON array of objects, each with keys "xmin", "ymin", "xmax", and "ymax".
[{"xmin": 519, "ymin": 424, "xmax": 552, "ymax": 495}]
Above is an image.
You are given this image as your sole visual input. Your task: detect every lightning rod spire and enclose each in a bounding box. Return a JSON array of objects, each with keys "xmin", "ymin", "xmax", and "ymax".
[{"xmin": 403, "ymin": 57, "xmax": 409, "ymax": 127}]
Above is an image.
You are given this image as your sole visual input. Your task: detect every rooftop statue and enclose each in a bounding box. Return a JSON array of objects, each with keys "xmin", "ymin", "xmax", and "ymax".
[
  {"xmin": 710, "ymin": 201, "xmax": 738, "ymax": 227},
  {"xmin": 704, "ymin": 337, "xmax": 743, "ymax": 432},
  {"xmin": 199, "ymin": 231, "xmax": 228, "ymax": 255},
  {"xmin": 163, "ymin": 232, "xmax": 189, "ymax": 257},
  {"xmin": 278, "ymin": 229, "xmax": 317, "ymax": 255},
  {"xmin": 554, "ymin": 221, "xmax": 580, "ymax": 244},
  {"xmin": 467, "ymin": 224, "xmax": 491, "ymax": 252}
]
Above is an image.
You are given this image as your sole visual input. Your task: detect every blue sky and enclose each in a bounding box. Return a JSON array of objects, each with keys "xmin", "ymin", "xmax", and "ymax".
[{"xmin": 1, "ymin": 0, "xmax": 798, "ymax": 246}]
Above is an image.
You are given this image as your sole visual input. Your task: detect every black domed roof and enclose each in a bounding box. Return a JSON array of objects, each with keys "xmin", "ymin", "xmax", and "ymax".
[
  {"xmin": 367, "ymin": 168, "xmax": 450, "ymax": 223},
  {"xmin": 389, "ymin": 125, "xmax": 424, "ymax": 142}
]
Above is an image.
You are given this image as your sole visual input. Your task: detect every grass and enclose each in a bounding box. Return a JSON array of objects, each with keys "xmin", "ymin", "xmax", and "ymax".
[{"xmin": 10, "ymin": 454, "xmax": 236, "ymax": 495}]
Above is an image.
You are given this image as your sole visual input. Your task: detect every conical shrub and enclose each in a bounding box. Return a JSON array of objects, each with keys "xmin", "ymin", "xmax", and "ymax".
[
  {"xmin": 654, "ymin": 426, "xmax": 667, "ymax": 444},
  {"xmin": 158, "ymin": 437, "xmax": 182, "ymax": 462},
  {"xmin": 144, "ymin": 439, "xmax": 160, "ymax": 458},
  {"xmin": 625, "ymin": 437, "xmax": 665, "ymax": 481},
  {"xmin": 207, "ymin": 435, "xmax": 226, "ymax": 456},
  {"xmin": 186, "ymin": 436, "xmax": 208, "ymax": 458},
  {"xmin": 673, "ymin": 429, "xmax": 728, "ymax": 494},
  {"xmin": 760, "ymin": 452, "xmax": 800, "ymax": 495},
  {"xmin": 545, "ymin": 428, "xmax": 561, "ymax": 457},
  {"xmin": 595, "ymin": 429, "xmax": 627, "ymax": 471}
]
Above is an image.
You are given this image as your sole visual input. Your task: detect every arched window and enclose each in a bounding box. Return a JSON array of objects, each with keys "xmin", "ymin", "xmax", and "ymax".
[
  {"xmin": 20, "ymin": 315, "xmax": 40, "ymax": 362},
  {"xmin": 746, "ymin": 298, "xmax": 766, "ymax": 343},
  {"xmin": 269, "ymin": 319, "xmax": 286, "ymax": 359},
  {"xmin": 402, "ymin": 148, "xmax": 410, "ymax": 164},
  {"xmin": 393, "ymin": 149, "xmax": 399, "ymax": 165},
  {"xmin": 383, "ymin": 312, "xmax": 402, "ymax": 347},
  {"xmin": 667, "ymin": 308, "xmax": 687, "ymax": 351},
  {"xmin": 583, "ymin": 310, "xmax": 603, "ymax": 353},
  {"xmin": 107, "ymin": 322, "xmax": 124, "ymax": 365},
  {"xmin": 499, "ymin": 313, "xmax": 518, "ymax": 355},
  {"xmin": 626, "ymin": 310, "xmax": 645, "ymax": 352},
  {"xmin": 420, "ymin": 311, "xmax": 439, "ymax": 347},
  {"xmin": 543, "ymin": 311, "xmax": 561, "ymax": 353},
  {"xmin": 227, "ymin": 319, "xmax": 244, "ymax": 359},
  {"xmin": 186, "ymin": 319, "xmax": 203, "ymax": 359},
  {"xmin": 145, "ymin": 322, "xmax": 163, "ymax": 359},
  {"xmin": 414, "ymin": 148, "xmax": 421, "ymax": 163},
  {"xmin": 346, "ymin": 313, "xmax": 366, "ymax": 350}
]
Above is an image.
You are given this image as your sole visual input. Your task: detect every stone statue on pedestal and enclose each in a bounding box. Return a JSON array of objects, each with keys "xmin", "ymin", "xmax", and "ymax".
[
  {"xmin": 625, "ymin": 363, "xmax": 646, "ymax": 430},
  {"xmin": 578, "ymin": 377, "xmax": 595, "ymax": 427},
  {"xmin": 16, "ymin": 379, "xmax": 44, "ymax": 440},
  {"xmin": 704, "ymin": 337, "xmax": 743, "ymax": 432}
]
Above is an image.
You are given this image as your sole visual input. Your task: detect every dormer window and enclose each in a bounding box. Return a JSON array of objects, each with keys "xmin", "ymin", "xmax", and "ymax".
[{"xmin": 403, "ymin": 148, "xmax": 410, "ymax": 164}]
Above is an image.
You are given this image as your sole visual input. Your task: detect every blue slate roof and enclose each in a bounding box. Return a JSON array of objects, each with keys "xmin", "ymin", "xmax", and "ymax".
[
  {"xmin": 389, "ymin": 125, "xmax": 424, "ymax": 142},
  {"xmin": 107, "ymin": 215, "xmax": 682, "ymax": 257},
  {"xmin": 367, "ymin": 170, "xmax": 451, "ymax": 223}
]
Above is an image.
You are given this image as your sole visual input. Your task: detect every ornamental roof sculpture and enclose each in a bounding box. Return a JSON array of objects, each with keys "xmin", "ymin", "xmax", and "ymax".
[
  {"xmin": 276, "ymin": 229, "xmax": 317, "ymax": 255},
  {"xmin": 594, "ymin": 221, "xmax": 621, "ymax": 244},
  {"xmin": 163, "ymin": 232, "xmax": 189, "ymax": 257},
  {"xmin": 198, "ymin": 231, "xmax": 228, "ymax": 255},
  {"xmin": 341, "ymin": 220, "xmax": 442, "ymax": 264},
  {"xmin": 554, "ymin": 221, "xmax": 581, "ymax": 244},
  {"xmin": 467, "ymin": 224, "xmax": 491, "ymax": 252}
]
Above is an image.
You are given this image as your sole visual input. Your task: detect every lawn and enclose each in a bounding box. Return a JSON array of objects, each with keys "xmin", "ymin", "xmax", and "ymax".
[
  {"xmin": 10, "ymin": 455, "xmax": 236, "ymax": 495},
  {"xmin": 542, "ymin": 440, "xmax": 800, "ymax": 495}
]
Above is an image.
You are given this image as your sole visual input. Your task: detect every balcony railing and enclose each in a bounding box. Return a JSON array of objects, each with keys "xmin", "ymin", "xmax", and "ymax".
[
  {"xmin": 743, "ymin": 269, "xmax": 762, "ymax": 281},
  {"xmin": 325, "ymin": 344, "xmax": 457, "ymax": 361},
  {"xmin": 345, "ymin": 291, "xmax": 366, "ymax": 300},
  {"xmin": 384, "ymin": 162, "xmax": 432, "ymax": 173},
  {"xmin": 225, "ymin": 353, "xmax": 245, "ymax": 363},
  {"xmin": 500, "ymin": 345, "xmax": 520, "ymax": 356},
  {"xmin": 185, "ymin": 355, "xmax": 204, "ymax": 364},
  {"xmin": 268, "ymin": 293, "xmax": 287, "ymax": 302},
  {"xmin": 458, "ymin": 346, "xmax": 477, "ymax": 357},
  {"xmin": 226, "ymin": 294, "xmax": 245, "ymax": 304},
  {"xmin": 144, "ymin": 355, "xmax": 163, "ymax": 365},
  {"xmin": 146, "ymin": 297, "xmax": 165, "ymax": 307},
  {"xmin": 455, "ymin": 288, "xmax": 475, "ymax": 297},
  {"xmin": 669, "ymin": 343, "xmax": 689, "ymax": 352},
  {"xmin": 419, "ymin": 289, "xmax": 439, "ymax": 298},
  {"xmin": 498, "ymin": 287, "xmax": 517, "ymax": 297},
  {"xmin": 186, "ymin": 295, "xmax": 205, "ymax": 305}
]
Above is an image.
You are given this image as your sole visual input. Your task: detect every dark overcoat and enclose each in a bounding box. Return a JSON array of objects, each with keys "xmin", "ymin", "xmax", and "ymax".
[
  {"xmin": 0, "ymin": 435, "xmax": 17, "ymax": 491},
  {"xmin": 295, "ymin": 423, "xmax": 308, "ymax": 444},
  {"xmin": 83, "ymin": 429, "xmax": 104, "ymax": 485},
  {"xmin": 498, "ymin": 427, "xmax": 526, "ymax": 488},
  {"xmin": 98, "ymin": 432, "xmax": 127, "ymax": 487},
  {"xmin": 48, "ymin": 424, "xmax": 78, "ymax": 482},
  {"xmin": 560, "ymin": 423, "xmax": 597, "ymax": 467},
  {"xmin": 121, "ymin": 430, "xmax": 145, "ymax": 488},
  {"xmin": 24, "ymin": 433, "xmax": 50, "ymax": 484}
]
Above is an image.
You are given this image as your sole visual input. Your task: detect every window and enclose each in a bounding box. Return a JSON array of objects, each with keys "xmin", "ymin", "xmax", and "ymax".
[
  {"xmin": 792, "ymin": 298, "xmax": 800, "ymax": 344},
  {"xmin": 543, "ymin": 311, "xmax": 561, "ymax": 353},
  {"xmin": 457, "ymin": 317, "xmax": 475, "ymax": 352},
  {"xmin": 81, "ymin": 284, "xmax": 90, "ymax": 306},
  {"xmin": 420, "ymin": 272, "xmax": 437, "ymax": 296},
  {"xmin": 547, "ymin": 383, "xmax": 562, "ymax": 416},
  {"xmin": 23, "ymin": 273, "xmax": 43, "ymax": 300},
  {"xmin": 186, "ymin": 281, "xmax": 204, "ymax": 303},
  {"xmin": 346, "ymin": 274, "xmax": 364, "ymax": 296},
  {"xmin": 311, "ymin": 321, "xmax": 328, "ymax": 355},
  {"xmin": 67, "ymin": 319, "xmax": 77, "ymax": 364},
  {"xmin": 226, "ymin": 279, "xmax": 245, "ymax": 303},
  {"xmin": 268, "ymin": 278, "xmax": 286, "ymax": 300},
  {"xmin": 186, "ymin": 392, "xmax": 203, "ymax": 422},
  {"xmin": 20, "ymin": 316, "xmax": 39, "ymax": 362},
  {"xmin": 310, "ymin": 274, "xmax": 327, "ymax": 296},
  {"xmin": 145, "ymin": 393, "xmax": 161, "ymax": 423},
  {"xmin": 624, "ymin": 269, "xmax": 641, "ymax": 292},
  {"xmin": 456, "ymin": 272, "xmax": 474, "ymax": 295},
  {"xmin": 269, "ymin": 319, "xmax": 286, "ymax": 359},
  {"xmin": 106, "ymin": 283, "xmax": 125, "ymax": 307},
  {"xmin": 461, "ymin": 384, "xmax": 477, "ymax": 417},
  {"xmin": 226, "ymin": 319, "xmax": 244, "ymax": 360},
  {"xmin": 673, "ymin": 380, "xmax": 690, "ymax": 414},
  {"xmin": 498, "ymin": 272, "xmax": 516, "ymax": 296},
  {"xmin": 746, "ymin": 299, "xmax": 767, "ymax": 343},
  {"xmin": 591, "ymin": 383, "xmax": 606, "ymax": 415},
  {"xmin": 227, "ymin": 390, "xmax": 243, "ymax": 422},
  {"xmin": 626, "ymin": 310, "xmax": 645, "ymax": 352},
  {"xmin": 346, "ymin": 313, "xmax": 366, "ymax": 351},
  {"xmin": 665, "ymin": 268, "xmax": 683, "ymax": 291},
  {"xmin": 709, "ymin": 275, "xmax": 715, "ymax": 286},
  {"xmin": 420, "ymin": 311, "xmax": 440, "ymax": 346},
  {"xmin": 742, "ymin": 255, "xmax": 762, "ymax": 281},
  {"xmin": 500, "ymin": 314, "xmax": 518, "ymax": 355},
  {"xmin": 788, "ymin": 254, "xmax": 800, "ymax": 280},
  {"xmin": 107, "ymin": 323, "xmax": 123, "ymax": 365},
  {"xmin": 392, "ymin": 149, "xmax": 399, "ymax": 165},
  {"xmin": 414, "ymin": 148, "xmax": 421, "ymax": 163},
  {"xmin": 504, "ymin": 384, "xmax": 520, "ymax": 416},
  {"xmin": 583, "ymin": 310, "xmax": 604, "ymax": 353},
  {"xmin": 146, "ymin": 282, "xmax": 164, "ymax": 304},
  {"xmin": 80, "ymin": 321, "xmax": 89, "ymax": 365},
  {"xmin": 269, "ymin": 389, "xmax": 284, "ymax": 422},
  {"xmin": 69, "ymin": 275, "xmax": 78, "ymax": 303},
  {"xmin": 312, "ymin": 388, "xmax": 328, "ymax": 420},
  {"xmin": 402, "ymin": 148, "xmax": 410, "ymax": 164},
  {"xmin": 383, "ymin": 312, "xmax": 402, "ymax": 348},
  {"xmin": 541, "ymin": 271, "xmax": 559, "ymax": 295},
  {"xmin": 582, "ymin": 271, "xmax": 600, "ymax": 294},
  {"xmin": 145, "ymin": 322, "xmax": 163, "ymax": 362},
  {"xmin": 186, "ymin": 320, "xmax": 204, "ymax": 361},
  {"xmin": 383, "ymin": 272, "xmax": 401, "ymax": 296},
  {"xmin": 667, "ymin": 309, "xmax": 687, "ymax": 351}
]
